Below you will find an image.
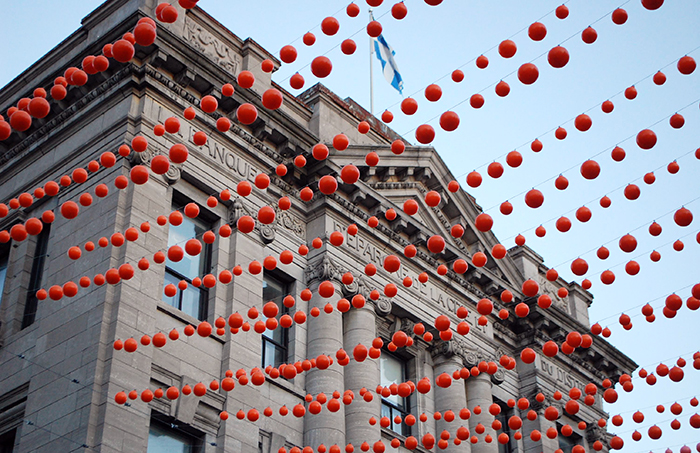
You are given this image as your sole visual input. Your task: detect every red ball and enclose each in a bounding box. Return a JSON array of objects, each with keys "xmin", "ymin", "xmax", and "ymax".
[
  {"xmin": 311, "ymin": 56, "xmax": 333, "ymax": 78},
  {"xmin": 548, "ymin": 46, "xmax": 570, "ymax": 68},
  {"xmin": 518, "ymin": 63, "xmax": 539, "ymax": 85}
]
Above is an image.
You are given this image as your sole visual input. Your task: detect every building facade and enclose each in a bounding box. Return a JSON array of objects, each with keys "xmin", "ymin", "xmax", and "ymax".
[{"xmin": 0, "ymin": 1, "xmax": 636, "ymax": 452}]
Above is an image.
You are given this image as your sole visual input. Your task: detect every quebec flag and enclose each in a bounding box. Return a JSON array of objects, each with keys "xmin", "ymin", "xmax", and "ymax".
[{"xmin": 373, "ymin": 31, "xmax": 404, "ymax": 94}]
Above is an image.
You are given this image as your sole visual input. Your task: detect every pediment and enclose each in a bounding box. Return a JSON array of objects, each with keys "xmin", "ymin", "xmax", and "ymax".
[{"xmin": 326, "ymin": 144, "xmax": 526, "ymax": 293}]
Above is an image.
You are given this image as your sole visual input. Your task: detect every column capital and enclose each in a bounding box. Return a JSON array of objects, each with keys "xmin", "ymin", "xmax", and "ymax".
[{"xmin": 304, "ymin": 253, "xmax": 344, "ymax": 286}]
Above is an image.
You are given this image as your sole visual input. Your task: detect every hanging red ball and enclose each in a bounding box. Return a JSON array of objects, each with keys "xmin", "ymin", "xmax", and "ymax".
[
  {"xmin": 518, "ymin": 63, "xmax": 539, "ymax": 85},
  {"xmin": 528, "ymin": 22, "xmax": 547, "ymax": 41},
  {"xmin": 498, "ymin": 40, "xmax": 517, "ymax": 58},
  {"xmin": 525, "ymin": 189, "xmax": 544, "ymax": 208},
  {"xmin": 548, "ymin": 46, "xmax": 570, "ymax": 68},
  {"xmin": 311, "ymin": 56, "xmax": 333, "ymax": 78}
]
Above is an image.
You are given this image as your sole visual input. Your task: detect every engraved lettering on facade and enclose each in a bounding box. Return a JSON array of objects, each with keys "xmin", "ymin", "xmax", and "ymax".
[{"xmin": 185, "ymin": 19, "xmax": 241, "ymax": 75}]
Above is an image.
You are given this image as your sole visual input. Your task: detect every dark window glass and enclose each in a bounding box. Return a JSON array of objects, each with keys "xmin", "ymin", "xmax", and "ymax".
[
  {"xmin": 380, "ymin": 352, "xmax": 411, "ymax": 436},
  {"xmin": 147, "ymin": 420, "xmax": 200, "ymax": 453},
  {"xmin": 0, "ymin": 242, "xmax": 9, "ymax": 310},
  {"xmin": 0, "ymin": 428, "xmax": 16, "ymax": 453},
  {"xmin": 162, "ymin": 207, "xmax": 211, "ymax": 321},
  {"xmin": 22, "ymin": 222, "xmax": 51, "ymax": 328},
  {"xmin": 496, "ymin": 400, "xmax": 514, "ymax": 453},
  {"xmin": 261, "ymin": 273, "xmax": 288, "ymax": 369},
  {"xmin": 557, "ymin": 425, "xmax": 582, "ymax": 453}
]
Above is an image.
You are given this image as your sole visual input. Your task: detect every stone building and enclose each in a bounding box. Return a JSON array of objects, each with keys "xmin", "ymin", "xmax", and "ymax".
[{"xmin": 0, "ymin": 1, "xmax": 636, "ymax": 452}]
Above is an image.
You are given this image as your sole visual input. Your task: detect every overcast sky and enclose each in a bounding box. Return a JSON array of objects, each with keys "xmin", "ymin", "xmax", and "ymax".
[{"xmin": 1, "ymin": 1, "xmax": 699, "ymax": 452}]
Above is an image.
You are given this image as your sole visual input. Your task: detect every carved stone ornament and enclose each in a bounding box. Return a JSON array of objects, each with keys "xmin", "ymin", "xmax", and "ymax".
[
  {"xmin": 304, "ymin": 254, "xmax": 343, "ymax": 286},
  {"xmin": 395, "ymin": 318, "xmax": 416, "ymax": 338},
  {"xmin": 491, "ymin": 369, "xmax": 505, "ymax": 385},
  {"xmin": 585, "ymin": 425, "xmax": 606, "ymax": 444},
  {"xmin": 185, "ymin": 18, "xmax": 241, "ymax": 75},
  {"xmin": 375, "ymin": 297, "xmax": 392, "ymax": 317},
  {"xmin": 539, "ymin": 274, "xmax": 569, "ymax": 312},
  {"xmin": 165, "ymin": 164, "xmax": 181, "ymax": 185},
  {"xmin": 277, "ymin": 211, "xmax": 305, "ymax": 239},
  {"xmin": 227, "ymin": 197, "xmax": 250, "ymax": 225},
  {"xmin": 128, "ymin": 147, "xmax": 154, "ymax": 166},
  {"xmin": 429, "ymin": 340, "xmax": 457, "ymax": 360},
  {"xmin": 259, "ymin": 224, "xmax": 275, "ymax": 244},
  {"xmin": 342, "ymin": 274, "xmax": 373, "ymax": 300}
]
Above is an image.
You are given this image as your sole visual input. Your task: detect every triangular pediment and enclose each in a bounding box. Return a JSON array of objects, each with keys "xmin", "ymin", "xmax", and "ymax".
[{"xmin": 325, "ymin": 144, "xmax": 526, "ymax": 294}]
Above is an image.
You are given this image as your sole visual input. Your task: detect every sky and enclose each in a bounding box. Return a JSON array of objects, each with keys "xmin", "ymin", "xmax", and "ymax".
[{"xmin": 1, "ymin": 1, "xmax": 699, "ymax": 452}]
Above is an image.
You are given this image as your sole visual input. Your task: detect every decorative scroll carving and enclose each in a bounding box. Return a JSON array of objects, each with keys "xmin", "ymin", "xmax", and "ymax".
[
  {"xmin": 259, "ymin": 225, "xmax": 275, "ymax": 244},
  {"xmin": 165, "ymin": 165, "xmax": 181, "ymax": 185},
  {"xmin": 342, "ymin": 274, "xmax": 373, "ymax": 300},
  {"xmin": 185, "ymin": 19, "xmax": 241, "ymax": 75},
  {"xmin": 375, "ymin": 297, "xmax": 392, "ymax": 317},
  {"xmin": 491, "ymin": 369, "xmax": 505, "ymax": 385},
  {"xmin": 128, "ymin": 148, "xmax": 154, "ymax": 166}
]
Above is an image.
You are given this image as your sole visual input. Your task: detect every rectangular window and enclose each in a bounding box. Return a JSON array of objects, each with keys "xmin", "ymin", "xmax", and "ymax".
[
  {"xmin": 162, "ymin": 202, "xmax": 211, "ymax": 321},
  {"xmin": 0, "ymin": 428, "xmax": 17, "ymax": 453},
  {"xmin": 147, "ymin": 419, "xmax": 200, "ymax": 453},
  {"xmin": 261, "ymin": 273, "xmax": 288, "ymax": 369},
  {"xmin": 557, "ymin": 425, "xmax": 582, "ymax": 453},
  {"xmin": 0, "ymin": 242, "xmax": 9, "ymax": 310},
  {"xmin": 380, "ymin": 352, "xmax": 411, "ymax": 436},
  {"xmin": 495, "ymin": 399, "xmax": 514, "ymax": 453},
  {"xmin": 22, "ymin": 222, "xmax": 51, "ymax": 328}
]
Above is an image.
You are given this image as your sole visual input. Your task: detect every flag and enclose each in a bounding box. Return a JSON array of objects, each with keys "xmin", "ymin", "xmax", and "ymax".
[{"xmin": 373, "ymin": 24, "xmax": 404, "ymax": 94}]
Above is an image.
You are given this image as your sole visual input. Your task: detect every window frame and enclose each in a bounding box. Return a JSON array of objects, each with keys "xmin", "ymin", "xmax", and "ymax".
[
  {"xmin": 261, "ymin": 272, "xmax": 291, "ymax": 369},
  {"xmin": 557, "ymin": 422, "xmax": 583, "ymax": 453},
  {"xmin": 0, "ymin": 241, "xmax": 10, "ymax": 311},
  {"xmin": 162, "ymin": 197, "xmax": 214, "ymax": 322},
  {"xmin": 495, "ymin": 398, "xmax": 515, "ymax": 453},
  {"xmin": 379, "ymin": 350, "xmax": 412, "ymax": 437},
  {"xmin": 147, "ymin": 415, "xmax": 203, "ymax": 453},
  {"xmin": 22, "ymin": 221, "xmax": 51, "ymax": 329}
]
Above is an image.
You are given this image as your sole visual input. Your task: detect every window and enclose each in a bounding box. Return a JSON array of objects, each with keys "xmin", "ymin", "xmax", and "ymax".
[
  {"xmin": 22, "ymin": 222, "xmax": 51, "ymax": 328},
  {"xmin": 147, "ymin": 419, "xmax": 200, "ymax": 453},
  {"xmin": 557, "ymin": 425, "xmax": 583, "ymax": 453},
  {"xmin": 261, "ymin": 273, "xmax": 288, "ymax": 369},
  {"xmin": 0, "ymin": 242, "xmax": 9, "ymax": 310},
  {"xmin": 380, "ymin": 352, "xmax": 411, "ymax": 436},
  {"xmin": 162, "ymin": 202, "xmax": 211, "ymax": 320},
  {"xmin": 0, "ymin": 428, "xmax": 16, "ymax": 453},
  {"xmin": 495, "ymin": 399, "xmax": 514, "ymax": 453}
]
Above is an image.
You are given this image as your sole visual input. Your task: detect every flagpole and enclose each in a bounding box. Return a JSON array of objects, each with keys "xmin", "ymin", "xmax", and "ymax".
[{"xmin": 369, "ymin": 8, "xmax": 374, "ymax": 115}]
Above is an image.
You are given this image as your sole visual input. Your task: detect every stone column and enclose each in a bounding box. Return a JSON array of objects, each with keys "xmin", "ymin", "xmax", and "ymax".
[
  {"xmin": 466, "ymin": 372, "xmax": 498, "ymax": 453},
  {"xmin": 303, "ymin": 285, "xmax": 346, "ymax": 449},
  {"xmin": 343, "ymin": 302, "xmax": 381, "ymax": 448},
  {"xmin": 433, "ymin": 350, "xmax": 471, "ymax": 453}
]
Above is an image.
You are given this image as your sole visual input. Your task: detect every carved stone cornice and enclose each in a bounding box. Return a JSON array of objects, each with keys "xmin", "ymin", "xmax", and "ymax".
[
  {"xmin": 143, "ymin": 66, "xmax": 284, "ymax": 165},
  {"xmin": 1, "ymin": 66, "xmax": 133, "ymax": 166}
]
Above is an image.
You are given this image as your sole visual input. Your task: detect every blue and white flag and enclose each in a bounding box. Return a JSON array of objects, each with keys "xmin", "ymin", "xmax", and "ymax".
[{"xmin": 373, "ymin": 31, "xmax": 404, "ymax": 94}]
